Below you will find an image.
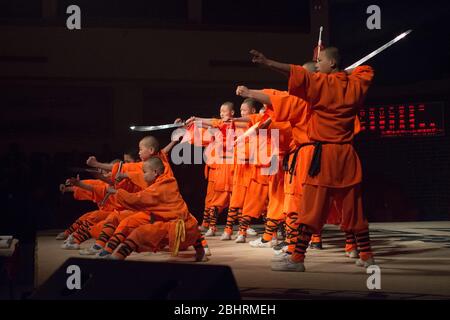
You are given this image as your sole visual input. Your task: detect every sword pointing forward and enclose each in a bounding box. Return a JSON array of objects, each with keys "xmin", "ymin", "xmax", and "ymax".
[
  {"xmin": 345, "ymin": 29, "xmax": 412, "ymax": 70},
  {"xmin": 130, "ymin": 122, "xmax": 185, "ymax": 132}
]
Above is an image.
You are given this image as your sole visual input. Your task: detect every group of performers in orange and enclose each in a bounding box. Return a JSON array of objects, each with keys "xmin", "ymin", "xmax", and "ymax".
[{"xmin": 57, "ymin": 46, "xmax": 376, "ymax": 272}]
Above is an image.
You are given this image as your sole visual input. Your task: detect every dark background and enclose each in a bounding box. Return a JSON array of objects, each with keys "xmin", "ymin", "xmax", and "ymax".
[{"xmin": 0, "ymin": 0, "xmax": 449, "ymax": 288}]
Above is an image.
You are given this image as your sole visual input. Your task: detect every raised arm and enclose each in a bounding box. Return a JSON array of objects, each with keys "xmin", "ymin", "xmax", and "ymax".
[{"xmin": 250, "ymin": 49, "xmax": 290, "ymax": 77}]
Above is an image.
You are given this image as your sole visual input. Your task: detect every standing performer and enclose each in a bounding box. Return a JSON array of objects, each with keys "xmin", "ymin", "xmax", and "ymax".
[
  {"xmin": 187, "ymin": 102, "xmax": 236, "ymax": 237},
  {"xmin": 240, "ymin": 47, "xmax": 375, "ymax": 271}
]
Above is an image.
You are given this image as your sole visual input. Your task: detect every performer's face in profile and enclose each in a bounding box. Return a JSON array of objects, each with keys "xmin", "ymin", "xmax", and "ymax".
[
  {"xmin": 220, "ymin": 105, "xmax": 234, "ymax": 120},
  {"xmin": 240, "ymin": 103, "xmax": 255, "ymax": 117},
  {"xmin": 138, "ymin": 141, "xmax": 156, "ymax": 161},
  {"xmin": 143, "ymin": 162, "xmax": 159, "ymax": 185},
  {"xmin": 316, "ymin": 51, "xmax": 334, "ymax": 74}
]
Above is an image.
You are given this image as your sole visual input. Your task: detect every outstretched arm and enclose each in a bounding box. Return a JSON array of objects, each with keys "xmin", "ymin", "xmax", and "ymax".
[
  {"xmin": 236, "ymin": 86, "xmax": 271, "ymax": 105},
  {"xmin": 250, "ymin": 49, "xmax": 290, "ymax": 77},
  {"xmin": 66, "ymin": 175, "xmax": 94, "ymax": 192},
  {"xmin": 86, "ymin": 156, "xmax": 113, "ymax": 171}
]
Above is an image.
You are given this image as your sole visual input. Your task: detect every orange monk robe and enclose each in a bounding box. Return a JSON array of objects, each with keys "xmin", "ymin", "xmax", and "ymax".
[
  {"xmin": 93, "ymin": 171, "xmax": 200, "ymax": 254},
  {"xmin": 265, "ymin": 89, "xmax": 361, "ymax": 224},
  {"xmin": 230, "ymin": 120, "xmax": 255, "ymax": 210},
  {"xmin": 262, "ymin": 119, "xmax": 293, "ymax": 221},
  {"xmin": 277, "ymin": 65, "xmax": 374, "ymax": 233},
  {"xmin": 206, "ymin": 120, "xmax": 234, "ymax": 210},
  {"xmin": 110, "ymin": 151, "xmax": 173, "ymax": 192},
  {"xmin": 238, "ymin": 113, "xmax": 270, "ymax": 219},
  {"xmin": 183, "ymin": 125, "xmax": 224, "ymax": 212}
]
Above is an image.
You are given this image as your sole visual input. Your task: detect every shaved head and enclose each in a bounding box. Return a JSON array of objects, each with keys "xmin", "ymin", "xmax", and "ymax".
[
  {"xmin": 140, "ymin": 136, "xmax": 160, "ymax": 152},
  {"xmin": 144, "ymin": 156, "xmax": 165, "ymax": 175},
  {"xmin": 242, "ymin": 98, "xmax": 262, "ymax": 111},
  {"xmin": 221, "ymin": 101, "xmax": 235, "ymax": 112},
  {"xmin": 323, "ymin": 47, "xmax": 341, "ymax": 69}
]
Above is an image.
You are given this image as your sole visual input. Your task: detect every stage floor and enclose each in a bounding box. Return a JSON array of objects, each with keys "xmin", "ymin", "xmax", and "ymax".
[{"xmin": 35, "ymin": 221, "xmax": 450, "ymax": 299}]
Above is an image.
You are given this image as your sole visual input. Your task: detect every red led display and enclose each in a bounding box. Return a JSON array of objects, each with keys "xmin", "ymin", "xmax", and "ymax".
[{"xmin": 358, "ymin": 102, "xmax": 445, "ymax": 137}]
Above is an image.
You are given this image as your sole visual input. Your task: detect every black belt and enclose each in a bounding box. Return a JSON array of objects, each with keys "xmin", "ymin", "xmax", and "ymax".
[
  {"xmin": 283, "ymin": 142, "xmax": 316, "ymax": 183},
  {"xmin": 284, "ymin": 142, "xmax": 352, "ymax": 182}
]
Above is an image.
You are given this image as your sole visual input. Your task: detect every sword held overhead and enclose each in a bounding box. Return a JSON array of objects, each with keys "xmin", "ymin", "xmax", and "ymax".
[{"xmin": 345, "ymin": 29, "xmax": 412, "ymax": 70}]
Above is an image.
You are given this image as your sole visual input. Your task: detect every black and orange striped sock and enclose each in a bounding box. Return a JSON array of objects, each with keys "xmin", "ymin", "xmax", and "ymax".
[
  {"xmin": 66, "ymin": 219, "xmax": 83, "ymax": 234},
  {"xmin": 201, "ymin": 207, "xmax": 212, "ymax": 228},
  {"xmin": 209, "ymin": 207, "xmax": 219, "ymax": 232},
  {"xmin": 224, "ymin": 207, "xmax": 239, "ymax": 234},
  {"xmin": 355, "ymin": 229, "xmax": 373, "ymax": 261},
  {"xmin": 105, "ymin": 232, "xmax": 126, "ymax": 253},
  {"xmin": 291, "ymin": 225, "xmax": 313, "ymax": 263},
  {"xmin": 95, "ymin": 223, "xmax": 116, "ymax": 248},
  {"xmin": 344, "ymin": 231, "xmax": 358, "ymax": 252},
  {"xmin": 114, "ymin": 238, "xmax": 138, "ymax": 260},
  {"xmin": 238, "ymin": 214, "xmax": 252, "ymax": 236},
  {"xmin": 72, "ymin": 227, "xmax": 92, "ymax": 244},
  {"xmin": 285, "ymin": 212, "xmax": 299, "ymax": 254},
  {"xmin": 193, "ymin": 234, "xmax": 207, "ymax": 250},
  {"xmin": 262, "ymin": 218, "xmax": 282, "ymax": 242}
]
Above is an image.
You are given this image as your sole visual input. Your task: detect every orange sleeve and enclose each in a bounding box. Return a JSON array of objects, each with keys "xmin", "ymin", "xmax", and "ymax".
[
  {"xmin": 349, "ymin": 65, "xmax": 374, "ymax": 84},
  {"xmin": 126, "ymin": 171, "xmax": 148, "ymax": 190},
  {"xmin": 114, "ymin": 177, "xmax": 174, "ymax": 211},
  {"xmin": 268, "ymin": 94, "xmax": 309, "ymax": 123},
  {"xmin": 73, "ymin": 187, "xmax": 93, "ymax": 201},
  {"xmin": 72, "ymin": 179, "xmax": 105, "ymax": 201},
  {"xmin": 288, "ymin": 64, "xmax": 327, "ymax": 103},
  {"xmin": 211, "ymin": 118, "xmax": 223, "ymax": 128},
  {"xmin": 91, "ymin": 183, "xmax": 108, "ymax": 204}
]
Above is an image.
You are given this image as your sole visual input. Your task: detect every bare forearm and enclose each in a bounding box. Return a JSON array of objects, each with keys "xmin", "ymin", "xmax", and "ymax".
[
  {"xmin": 265, "ymin": 59, "xmax": 290, "ymax": 77},
  {"xmin": 162, "ymin": 140, "xmax": 179, "ymax": 154},
  {"xmin": 247, "ymin": 90, "xmax": 271, "ymax": 105},
  {"xmin": 90, "ymin": 162, "xmax": 113, "ymax": 171}
]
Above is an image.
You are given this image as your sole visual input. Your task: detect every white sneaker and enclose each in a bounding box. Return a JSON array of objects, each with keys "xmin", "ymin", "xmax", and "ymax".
[
  {"xmin": 356, "ymin": 257, "xmax": 376, "ymax": 268},
  {"xmin": 204, "ymin": 228, "xmax": 216, "ymax": 237},
  {"xmin": 79, "ymin": 244, "xmax": 103, "ymax": 256},
  {"xmin": 271, "ymin": 251, "xmax": 290, "ymax": 262},
  {"xmin": 247, "ymin": 228, "xmax": 258, "ymax": 236},
  {"xmin": 220, "ymin": 232, "xmax": 232, "ymax": 241},
  {"xmin": 249, "ymin": 237, "xmax": 273, "ymax": 248},
  {"xmin": 60, "ymin": 242, "xmax": 80, "ymax": 250},
  {"xmin": 235, "ymin": 234, "xmax": 246, "ymax": 243},
  {"xmin": 271, "ymin": 255, "xmax": 305, "ymax": 272},
  {"xmin": 345, "ymin": 250, "xmax": 359, "ymax": 259},
  {"xmin": 204, "ymin": 247, "xmax": 212, "ymax": 256},
  {"xmin": 64, "ymin": 234, "xmax": 75, "ymax": 244},
  {"xmin": 56, "ymin": 232, "xmax": 68, "ymax": 240}
]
